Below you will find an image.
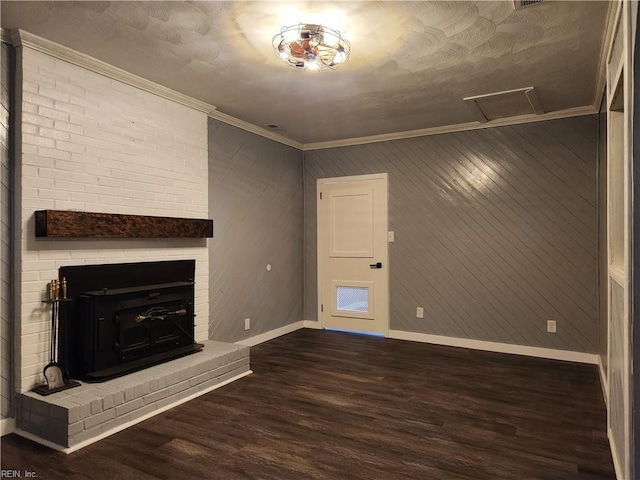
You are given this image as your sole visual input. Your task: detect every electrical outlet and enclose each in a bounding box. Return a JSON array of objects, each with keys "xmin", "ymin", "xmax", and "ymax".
[
  {"xmin": 416, "ymin": 307, "xmax": 424, "ymax": 319},
  {"xmin": 244, "ymin": 318, "xmax": 250, "ymax": 330},
  {"xmin": 547, "ymin": 320, "xmax": 557, "ymax": 333}
]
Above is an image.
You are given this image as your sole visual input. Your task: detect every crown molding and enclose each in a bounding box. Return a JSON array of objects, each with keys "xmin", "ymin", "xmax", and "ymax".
[
  {"xmin": 11, "ymin": 29, "xmax": 303, "ymax": 148},
  {"xmin": 208, "ymin": 109, "xmax": 304, "ymax": 150},
  {"xmin": 9, "ymin": 29, "xmax": 217, "ymax": 115},
  {"xmin": 593, "ymin": 0, "xmax": 620, "ymax": 109},
  {"xmin": 7, "ymin": 29, "xmax": 601, "ymax": 153},
  {"xmin": 302, "ymin": 105, "xmax": 597, "ymax": 151}
]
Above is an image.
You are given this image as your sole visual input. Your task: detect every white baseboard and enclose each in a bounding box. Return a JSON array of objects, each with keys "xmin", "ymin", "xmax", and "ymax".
[
  {"xmin": 15, "ymin": 370, "xmax": 253, "ymax": 454},
  {"xmin": 388, "ymin": 330, "xmax": 599, "ymax": 364},
  {"xmin": 1, "ymin": 417, "xmax": 16, "ymax": 436},
  {"xmin": 235, "ymin": 321, "xmax": 306, "ymax": 347},
  {"xmin": 240, "ymin": 324, "xmax": 599, "ymax": 365}
]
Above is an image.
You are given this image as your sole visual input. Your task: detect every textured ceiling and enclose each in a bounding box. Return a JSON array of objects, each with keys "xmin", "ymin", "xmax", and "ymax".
[{"xmin": 1, "ymin": 1, "xmax": 610, "ymax": 144}]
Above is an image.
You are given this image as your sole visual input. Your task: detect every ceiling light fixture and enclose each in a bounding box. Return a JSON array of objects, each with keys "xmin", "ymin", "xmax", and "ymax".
[{"xmin": 272, "ymin": 23, "xmax": 351, "ymax": 71}]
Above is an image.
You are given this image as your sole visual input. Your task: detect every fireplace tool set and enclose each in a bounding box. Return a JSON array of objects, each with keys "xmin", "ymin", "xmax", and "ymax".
[{"xmin": 33, "ymin": 278, "xmax": 81, "ymax": 396}]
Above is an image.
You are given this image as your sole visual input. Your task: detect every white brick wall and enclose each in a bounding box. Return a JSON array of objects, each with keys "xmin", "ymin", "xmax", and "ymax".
[{"xmin": 18, "ymin": 47, "xmax": 210, "ymax": 392}]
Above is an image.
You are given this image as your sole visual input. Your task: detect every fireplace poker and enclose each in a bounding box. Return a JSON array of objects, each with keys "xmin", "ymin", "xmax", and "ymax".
[{"xmin": 43, "ymin": 280, "xmax": 66, "ymax": 390}]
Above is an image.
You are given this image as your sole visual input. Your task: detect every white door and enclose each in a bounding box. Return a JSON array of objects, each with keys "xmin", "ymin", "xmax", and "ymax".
[{"xmin": 317, "ymin": 173, "xmax": 389, "ymax": 335}]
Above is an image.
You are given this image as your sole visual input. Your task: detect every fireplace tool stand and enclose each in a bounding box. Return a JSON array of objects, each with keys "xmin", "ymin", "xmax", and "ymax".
[{"xmin": 33, "ymin": 279, "xmax": 81, "ymax": 396}]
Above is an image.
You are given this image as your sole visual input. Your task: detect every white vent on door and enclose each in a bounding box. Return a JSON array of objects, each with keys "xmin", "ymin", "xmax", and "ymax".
[
  {"xmin": 331, "ymin": 281, "xmax": 374, "ymax": 320},
  {"xmin": 513, "ymin": 0, "xmax": 543, "ymax": 10}
]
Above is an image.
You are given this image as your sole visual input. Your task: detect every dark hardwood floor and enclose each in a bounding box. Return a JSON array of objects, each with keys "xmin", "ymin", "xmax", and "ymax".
[{"xmin": 2, "ymin": 329, "xmax": 615, "ymax": 479}]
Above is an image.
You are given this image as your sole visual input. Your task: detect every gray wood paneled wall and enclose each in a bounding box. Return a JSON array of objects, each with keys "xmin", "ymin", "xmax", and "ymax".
[
  {"xmin": 304, "ymin": 116, "xmax": 599, "ymax": 353},
  {"xmin": 1, "ymin": 43, "xmax": 12, "ymax": 420},
  {"xmin": 208, "ymin": 119, "xmax": 303, "ymax": 343}
]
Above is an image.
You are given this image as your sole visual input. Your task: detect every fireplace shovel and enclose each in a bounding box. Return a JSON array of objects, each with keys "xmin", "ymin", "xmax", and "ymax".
[
  {"xmin": 44, "ymin": 295, "xmax": 66, "ymax": 389},
  {"xmin": 33, "ymin": 280, "xmax": 80, "ymax": 395}
]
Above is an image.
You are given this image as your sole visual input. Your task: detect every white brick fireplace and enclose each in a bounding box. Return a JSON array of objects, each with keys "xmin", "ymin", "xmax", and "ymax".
[{"xmin": 14, "ymin": 33, "xmax": 211, "ymax": 393}]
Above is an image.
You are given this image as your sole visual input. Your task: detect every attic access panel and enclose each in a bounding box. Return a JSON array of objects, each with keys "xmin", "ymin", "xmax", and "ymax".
[{"xmin": 463, "ymin": 87, "xmax": 544, "ymax": 123}]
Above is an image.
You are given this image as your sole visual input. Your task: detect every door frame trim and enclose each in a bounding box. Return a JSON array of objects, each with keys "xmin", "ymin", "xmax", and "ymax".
[{"xmin": 316, "ymin": 173, "xmax": 389, "ymax": 334}]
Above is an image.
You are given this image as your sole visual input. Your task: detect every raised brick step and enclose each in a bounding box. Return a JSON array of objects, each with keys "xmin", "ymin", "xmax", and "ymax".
[{"xmin": 17, "ymin": 341, "xmax": 250, "ymax": 451}]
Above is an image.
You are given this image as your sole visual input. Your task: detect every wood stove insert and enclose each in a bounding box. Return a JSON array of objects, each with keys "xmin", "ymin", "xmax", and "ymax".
[{"xmin": 58, "ymin": 260, "xmax": 203, "ymax": 382}]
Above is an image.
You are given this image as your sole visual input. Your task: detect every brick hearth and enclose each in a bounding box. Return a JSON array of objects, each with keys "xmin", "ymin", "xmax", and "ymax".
[{"xmin": 16, "ymin": 341, "xmax": 250, "ymax": 451}]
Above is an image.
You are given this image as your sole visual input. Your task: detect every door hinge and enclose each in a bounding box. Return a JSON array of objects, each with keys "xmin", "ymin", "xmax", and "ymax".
[
  {"xmin": 321, "ymin": 304, "xmax": 324, "ymax": 312},
  {"xmin": 320, "ymin": 192, "xmax": 323, "ymax": 200}
]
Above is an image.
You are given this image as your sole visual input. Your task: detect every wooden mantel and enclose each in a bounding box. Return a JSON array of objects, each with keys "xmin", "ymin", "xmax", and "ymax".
[{"xmin": 35, "ymin": 210, "xmax": 214, "ymax": 239}]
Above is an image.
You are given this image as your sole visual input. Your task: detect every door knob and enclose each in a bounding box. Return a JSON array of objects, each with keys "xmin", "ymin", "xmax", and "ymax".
[{"xmin": 369, "ymin": 262, "xmax": 382, "ymax": 269}]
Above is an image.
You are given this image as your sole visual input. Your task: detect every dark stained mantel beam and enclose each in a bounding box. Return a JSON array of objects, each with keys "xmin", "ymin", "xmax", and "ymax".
[{"xmin": 34, "ymin": 210, "xmax": 213, "ymax": 239}]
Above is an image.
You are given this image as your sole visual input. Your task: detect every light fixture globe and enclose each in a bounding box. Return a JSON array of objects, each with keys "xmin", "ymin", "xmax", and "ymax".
[{"xmin": 273, "ymin": 23, "xmax": 351, "ymax": 71}]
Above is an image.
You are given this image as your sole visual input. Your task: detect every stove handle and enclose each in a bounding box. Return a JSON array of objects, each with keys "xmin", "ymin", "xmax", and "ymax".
[{"xmin": 98, "ymin": 317, "xmax": 105, "ymax": 351}]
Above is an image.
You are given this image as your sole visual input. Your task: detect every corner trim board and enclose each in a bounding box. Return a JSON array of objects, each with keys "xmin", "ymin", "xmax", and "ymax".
[
  {"xmin": 388, "ymin": 330, "xmax": 599, "ymax": 364},
  {"xmin": 598, "ymin": 355, "xmax": 609, "ymax": 407},
  {"xmin": 608, "ymin": 432, "xmax": 624, "ymax": 480},
  {"xmin": 592, "ymin": 1, "xmax": 620, "ymax": 109}
]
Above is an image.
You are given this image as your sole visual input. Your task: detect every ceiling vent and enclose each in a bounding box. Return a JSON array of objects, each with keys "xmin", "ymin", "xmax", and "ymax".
[{"xmin": 513, "ymin": 0, "xmax": 543, "ymax": 10}]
